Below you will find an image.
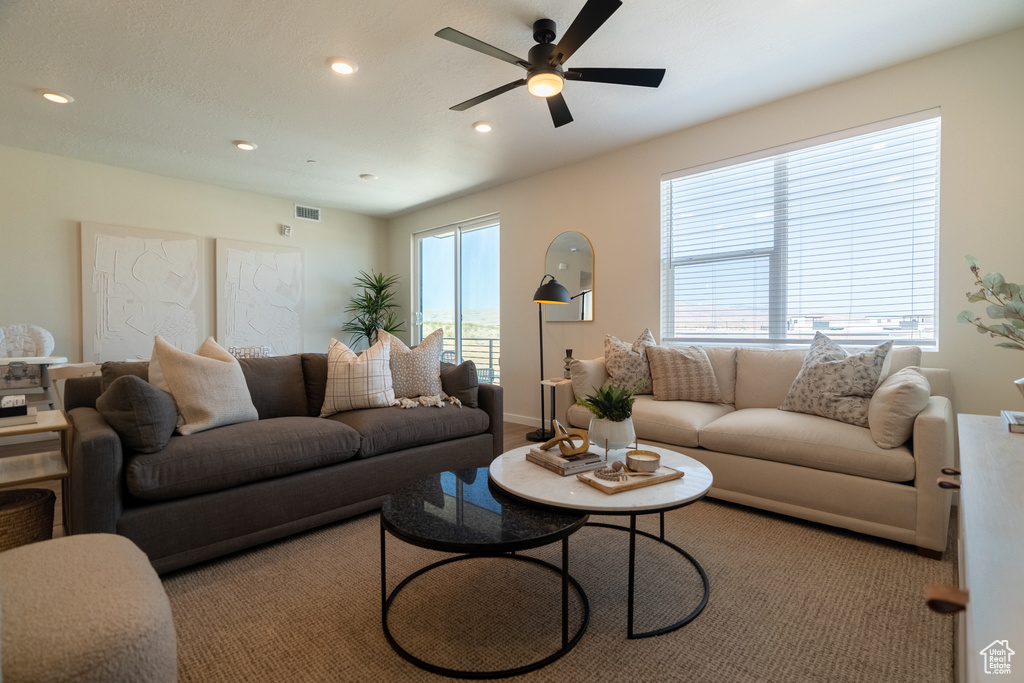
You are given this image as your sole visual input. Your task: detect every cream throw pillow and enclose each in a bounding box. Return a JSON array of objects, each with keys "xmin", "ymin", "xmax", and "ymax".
[
  {"xmin": 868, "ymin": 367, "xmax": 931, "ymax": 449},
  {"xmin": 604, "ymin": 328, "xmax": 656, "ymax": 394},
  {"xmin": 779, "ymin": 332, "xmax": 893, "ymax": 428},
  {"xmin": 320, "ymin": 338, "xmax": 395, "ymax": 416},
  {"xmin": 149, "ymin": 336, "xmax": 258, "ymax": 436},
  {"xmin": 569, "ymin": 357, "xmax": 610, "ymax": 401},
  {"xmin": 380, "ymin": 328, "xmax": 443, "ymax": 399},
  {"xmin": 646, "ymin": 345, "xmax": 723, "ymax": 403}
]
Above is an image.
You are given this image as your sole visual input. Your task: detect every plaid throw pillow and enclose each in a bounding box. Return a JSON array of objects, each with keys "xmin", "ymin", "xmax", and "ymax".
[
  {"xmin": 646, "ymin": 345, "xmax": 723, "ymax": 403},
  {"xmin": 320, "ymin": 338, "xmax": 395, "ymax": 416}
]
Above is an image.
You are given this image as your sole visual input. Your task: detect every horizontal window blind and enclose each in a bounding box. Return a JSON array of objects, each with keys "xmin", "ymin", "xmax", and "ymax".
[{"xmin": 661, "ymin": 114, "xmax": 940, "ymax": 347}]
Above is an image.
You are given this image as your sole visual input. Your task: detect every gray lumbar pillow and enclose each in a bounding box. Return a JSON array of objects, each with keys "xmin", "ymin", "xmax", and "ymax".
[{"xmin": 95, "ymin": 374, "xmax": 178, "ymax": 453}]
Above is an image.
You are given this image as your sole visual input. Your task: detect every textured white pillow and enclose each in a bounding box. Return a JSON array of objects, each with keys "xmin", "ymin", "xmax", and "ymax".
[
  {"xmin": 148, "ymin": 336, "xmax": 258, "ymax": 435},
  {"xmin": 647, "ymin": 345, "xmax": 723, "ymax": 403},
  {"xmin": 604, "ymin": 328, "xmax": 656, "ymax": 394},
  {"xmin": 868, "ymin": 367, "xmax": 931, "ymax": 449},
  {"xmin": 569, "ymin": 357, "xmax": 609, "ymax": 401},
  {"xmin": 779, "ymin": 332, "xmax": 893, "ymax": 428},
  {"xmin": 320, "ymin": 338, "xmax": 395, "ymax": 416},
  {"xmin": 380, "ymin": 328, "xmax": 443, "ymax": 399}
]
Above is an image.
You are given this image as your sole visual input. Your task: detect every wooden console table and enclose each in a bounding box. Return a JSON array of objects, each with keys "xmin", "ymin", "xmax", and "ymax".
[{"xmin": 956, "ymin": 414, "xmax": 1024, "ymax": 681}]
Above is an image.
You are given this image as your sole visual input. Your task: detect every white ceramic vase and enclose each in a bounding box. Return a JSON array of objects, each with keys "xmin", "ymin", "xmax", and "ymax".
[{"xmin": 588, "ymin": 416, "xmax": 636, "ymax": 451}]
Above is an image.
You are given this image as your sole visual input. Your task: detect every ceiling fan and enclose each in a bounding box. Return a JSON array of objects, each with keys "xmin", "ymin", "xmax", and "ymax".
[{"xmin": 435, "ymin": 0, "xmax": 666, "ymax": 128}]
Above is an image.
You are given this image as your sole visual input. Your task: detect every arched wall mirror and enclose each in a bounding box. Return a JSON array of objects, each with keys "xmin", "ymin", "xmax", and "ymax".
[{"xmin": 545, "ymin": 231, "xmax": 594, "ymax": 322}]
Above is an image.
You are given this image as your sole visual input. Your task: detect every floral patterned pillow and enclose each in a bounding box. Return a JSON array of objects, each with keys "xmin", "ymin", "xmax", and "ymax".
[
  {"xmin": 604, "ymin": 328, "xmax": 656, "ymax": 394},
  {"xmin": 779, "ymin": 332, "xmax": 893, "ymax": 427}
]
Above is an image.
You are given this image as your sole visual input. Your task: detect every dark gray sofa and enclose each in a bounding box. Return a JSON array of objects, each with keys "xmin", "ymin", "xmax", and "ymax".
[{"xmin": 63, "ymin": 353, "xmax": 502, "ymax": 574}]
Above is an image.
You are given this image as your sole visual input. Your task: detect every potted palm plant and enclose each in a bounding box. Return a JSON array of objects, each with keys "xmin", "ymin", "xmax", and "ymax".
[
  {"xmin": 342, "ymin": 270, "xmax": 405, "ymax": 348},
  {"xmin": 576, "ymin": 382, "xmax": 638, "ymax": 451}
]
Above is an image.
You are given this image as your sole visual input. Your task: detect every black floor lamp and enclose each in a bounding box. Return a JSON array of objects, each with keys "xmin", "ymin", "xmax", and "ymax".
[{"xmin": 527, "ymin": 274, "xmax": 571, "ymax": 442}]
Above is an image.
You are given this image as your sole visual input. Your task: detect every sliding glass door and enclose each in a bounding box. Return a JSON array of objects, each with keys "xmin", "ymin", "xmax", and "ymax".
[{"xmin": 414, "ymin": 216, "xmax": 500, "ymax": 384}]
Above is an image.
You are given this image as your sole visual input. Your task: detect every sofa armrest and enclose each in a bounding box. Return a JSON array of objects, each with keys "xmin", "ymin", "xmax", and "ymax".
[
  {"xmin": 477, "ymin": 384, "xmax": 503, "ymax": 460},
  {"xmin": 554, "ymin": 380, "xmax": 577, "ymax": 429},
  {"xmin": 66, "ymin": 407, "xmax": 125, "ymax": 535},
  {"xmin": 911, "ymin": 395, "xmax": 955, "ymax": 552}
]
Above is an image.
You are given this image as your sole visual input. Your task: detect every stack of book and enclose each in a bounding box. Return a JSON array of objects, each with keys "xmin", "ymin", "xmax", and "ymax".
[
  {"xmin": 526, "ymin": 447, "xmax": 605, "ymax": 476},
  {"xmin": 0, "ymin": 402, "xmax": 38, "ymax": 428},
  {"xmin": 1000, "ymin": 410, "xmax": 1024, "ymax": 434}
]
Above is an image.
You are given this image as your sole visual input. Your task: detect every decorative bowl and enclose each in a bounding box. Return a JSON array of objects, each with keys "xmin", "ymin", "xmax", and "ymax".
[{"xmin": 626, "ymin": 450, "xmax": 660, "ymax": 472}]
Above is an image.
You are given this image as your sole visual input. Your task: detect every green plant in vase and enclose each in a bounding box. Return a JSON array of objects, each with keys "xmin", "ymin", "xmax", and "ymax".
[
  {"xmin": 957, "ymin": 256, "xmax": 1024, "ymax": 403},
  {"xmin": 342, "ymin": 270, "xmax": 406, "ymax": 348},
  {"xmin": 576, "ymin": 382, "xmax": 640, "ymax": 452}
]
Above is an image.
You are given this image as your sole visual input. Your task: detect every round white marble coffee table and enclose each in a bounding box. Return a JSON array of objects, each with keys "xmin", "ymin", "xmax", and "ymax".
[{"xmin": 490, "ymin": 444, "xmax": 714, "ymax": 638}]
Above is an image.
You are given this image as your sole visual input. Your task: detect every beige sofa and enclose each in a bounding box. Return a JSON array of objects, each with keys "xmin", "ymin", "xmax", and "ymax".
[{"xmin": 555, "ymin": 346, "xmax": 954, "ymax": 555}]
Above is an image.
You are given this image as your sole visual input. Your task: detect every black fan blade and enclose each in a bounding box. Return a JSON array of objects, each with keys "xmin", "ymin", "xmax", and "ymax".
[
  {"xmin": 550, "ymin": 0, "xmax": 622, "ymax": 66},
  {"xmin": 565, "ymin": 67, "xmax": 666, "ymax": 88},
  {"xmin": 450, "ymin": 79, "xmax": 527, "ymax": 111},
  {"xmin": 546, "ymin": 93, "xmax": 574, "ymax": 128},
  {"xmin": 435, "ymin": 28, "xmax": 528, "ymax": 69}
]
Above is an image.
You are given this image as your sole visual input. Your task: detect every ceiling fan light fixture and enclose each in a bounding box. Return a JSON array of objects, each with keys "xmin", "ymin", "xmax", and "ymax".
[
  {"xmin": 472, "ymin": 121, "xmax": 492, "ymax": 133},
  {"xmin": 527, "ymin": 71, "xmax": 564, "ymax": 98}
]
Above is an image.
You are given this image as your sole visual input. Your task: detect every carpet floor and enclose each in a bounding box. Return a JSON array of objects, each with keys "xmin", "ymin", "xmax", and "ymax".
[{"xmin": 162, "ymin": 499, "xmax": 956, "ymax": 682}]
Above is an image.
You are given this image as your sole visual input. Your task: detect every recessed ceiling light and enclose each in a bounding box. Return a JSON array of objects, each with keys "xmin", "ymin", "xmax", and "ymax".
[
  {"xmin": 38, "ymin": 89, "xmax": 73, "ymax": 104},
  {"xmin": 233, "ymin": 140, "xmax": 257, "ymax": 151},
  {"xmin": 329, "ymin": 58, "xmax": 358, "ymax": 75},
  {"xmin": 359, "ymin": 173, "xmax": 377, "ymax": 181},
  {"xmin": 472, "ymin": 121, "xmax": 492, "ymax": 133}
]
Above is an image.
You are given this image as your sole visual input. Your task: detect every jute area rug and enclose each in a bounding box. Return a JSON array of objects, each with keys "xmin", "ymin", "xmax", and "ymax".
[{"xmin": 163, "ymin": 500, "xmax": 956, "ymax": 683}]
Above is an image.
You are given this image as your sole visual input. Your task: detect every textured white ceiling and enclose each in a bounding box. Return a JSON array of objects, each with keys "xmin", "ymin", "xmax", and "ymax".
[{"xmin": 1, "ymin": 0, "xmax": 1022, "ymax": 218}]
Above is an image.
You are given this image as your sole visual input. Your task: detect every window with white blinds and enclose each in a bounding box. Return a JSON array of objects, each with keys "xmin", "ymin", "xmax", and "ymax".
[{"xmin": 660, "ymin": 112, "xmax": 940, "ymax": 348}]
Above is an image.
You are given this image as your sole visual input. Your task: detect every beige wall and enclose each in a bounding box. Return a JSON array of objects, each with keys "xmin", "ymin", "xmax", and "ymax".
[
  {"xmin": 0, "ymin": 145, "xmax": 387, "ymax": 360},
  {"xmin": 389, "ymin": 28, "xmax": 1024, "ymax": 423}
]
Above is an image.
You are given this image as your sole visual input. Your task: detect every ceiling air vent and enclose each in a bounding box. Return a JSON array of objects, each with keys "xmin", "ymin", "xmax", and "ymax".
[{"xmin": 294, "ymin": 204, "xmax": 321, "ymax": 222}]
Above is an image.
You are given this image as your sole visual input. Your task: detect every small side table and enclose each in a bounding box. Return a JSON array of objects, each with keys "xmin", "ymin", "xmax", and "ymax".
[
  {"xmin": 0, "ymin": 410, "xmax": 72, "ymax": 531},
  {"xmin": 540, "ymin": 377, "xmax": 573, "ymax": 435}
]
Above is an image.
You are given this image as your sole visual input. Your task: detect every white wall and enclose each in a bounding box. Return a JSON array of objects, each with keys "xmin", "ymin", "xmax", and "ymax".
[
  {"xmin": 0, "ymin": 145, "xmax": 387, "ymax": 360},
  {"xmin": 389, "ymin": 28, "xmax": 1024, "ymax": 422}
]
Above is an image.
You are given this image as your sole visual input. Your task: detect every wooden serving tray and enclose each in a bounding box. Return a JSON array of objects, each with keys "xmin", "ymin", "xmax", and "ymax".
[{"xmin": 576, "ymin": 466, "xmax": 684, "ymax": 494}]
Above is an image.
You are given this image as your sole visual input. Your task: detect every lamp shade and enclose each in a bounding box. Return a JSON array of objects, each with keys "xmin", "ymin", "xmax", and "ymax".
[{"xmin": 533, "ymin": 277, "xmax": 571, "ymax": 304}]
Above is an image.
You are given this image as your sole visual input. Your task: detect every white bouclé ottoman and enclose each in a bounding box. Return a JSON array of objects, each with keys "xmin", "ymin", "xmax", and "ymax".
[{"xmin": 0, "ymin": 533, "xmax": 177, "ymax": 682}]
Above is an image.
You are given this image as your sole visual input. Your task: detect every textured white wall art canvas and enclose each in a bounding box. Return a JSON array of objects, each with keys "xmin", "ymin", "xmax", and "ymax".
[
  {"xmin": 81, "ymin": 222, "xmax": 204, "ymax": 362},
  {"xmin": 216, "ymin": 239, "xmax": 304, "ymax": 355}
]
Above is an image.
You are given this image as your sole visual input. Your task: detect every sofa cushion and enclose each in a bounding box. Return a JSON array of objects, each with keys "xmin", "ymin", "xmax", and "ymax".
[
  {"xmin": 301, "ymin": 353, "xmax": 328, "ymax": 417},
  {"xmin": 100, "ymin": 361, "xmax": 149, "ymax": 392},
  {"xmin": 647, "ymin": 345, "xmax": 723, "ymax": 403},
  {"xmin": 699, "ymin": 408, "xmax": 915, "ymax": 482},
  {"xmin": 149, "ymin": 336, "xmax": 259, "ymax": 435},
  {"xmin": 381, "ymin": 328, "xmax": 443, "ymax": 399},
  {"xmin": 328, "ymin": 405, "xmax": 490, "ymax": 458},
  {"xmin": 440, "ymin": 360, "xmax": 479, "ymax": 407},
  {"xmin": 237, "ymin": 355, "xmax": 308, "ymax": 419},
  {"xmin": 779, "ymin": 333, "xmax": 893, "ymax": 428},
  {"xmin": 95, "ymin": 375, "xmax": 178, "ymax": 454},
  {"xmin": 704, "ymin": 346, "xmax": 737, "ymax": 406},
  {"xmin": 629, "ymin": 395, "xmax": 735, "ymax": 448},
  {"xmin": 320, "ymin": 338, "xmax": 395, "ymax": 416},
  {"xmin": 569, "ymin": 357, "xmax": 609, "ymax": 401},
  {"xmin": 868, "ymin": 367, "xmax": 931, "ymax": 449},
  {"xmin": 734, "ymin": 348, "xmax": 807, "ymax": 409},
  {"xmin": 604, "ymin": 328, "xmax": 655, "ymax": 394},
  {"xmin": 125, "ymin": 416, "xmax": 361, "ymax": 501}
]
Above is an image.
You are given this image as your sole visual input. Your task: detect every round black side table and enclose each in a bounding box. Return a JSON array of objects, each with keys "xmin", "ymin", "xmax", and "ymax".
[{"xmin": 380, "ymin": 467, "xmax": 590, "ymax": 679}]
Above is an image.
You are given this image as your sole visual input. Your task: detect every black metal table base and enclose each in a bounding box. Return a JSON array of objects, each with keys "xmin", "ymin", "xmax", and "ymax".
[
  {"xmin": 381, "ymin": 531, "xmax": 590, "ymax": 679},
  {"xmin": 588, "ymin": 511, "xmax": 710, "ymax": 639}
]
